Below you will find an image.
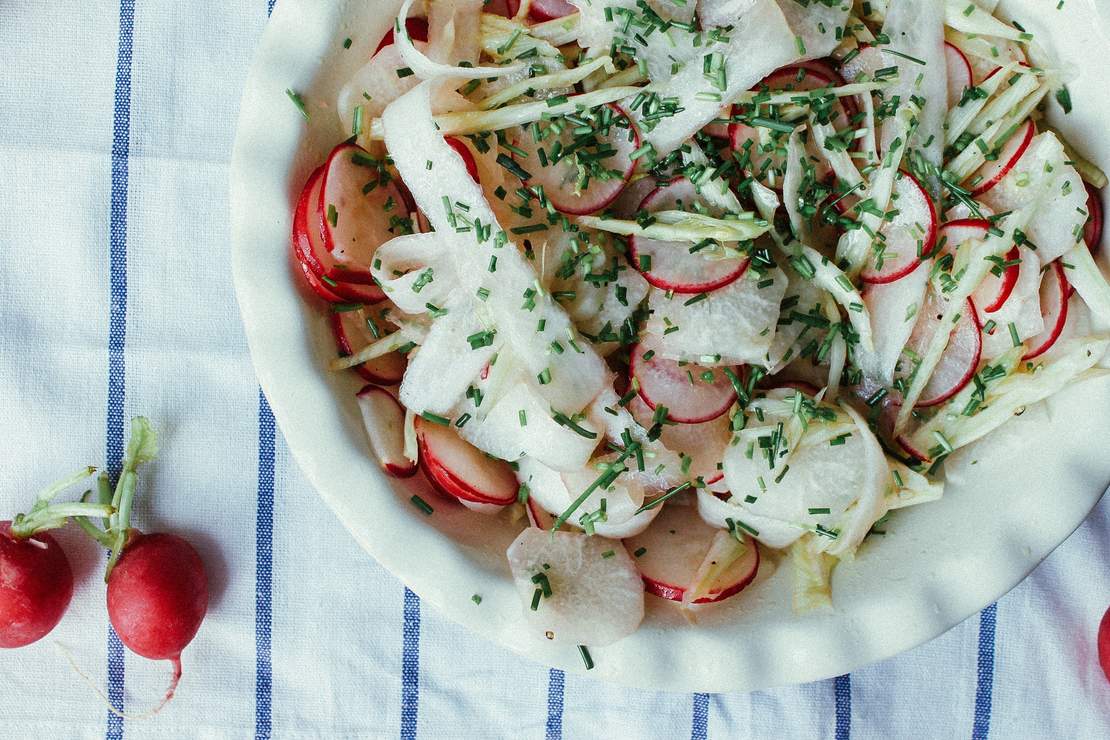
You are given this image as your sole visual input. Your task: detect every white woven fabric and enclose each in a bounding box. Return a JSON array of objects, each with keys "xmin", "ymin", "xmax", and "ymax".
[{"xmin": 0, "ymin": 1, "xmax": 1108, "ymax": 738}]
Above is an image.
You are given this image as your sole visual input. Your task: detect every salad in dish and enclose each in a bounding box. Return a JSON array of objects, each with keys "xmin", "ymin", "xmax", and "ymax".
[{"xmin": 289, "ymin": 0, "xmax": 1110, "ymax": 657}]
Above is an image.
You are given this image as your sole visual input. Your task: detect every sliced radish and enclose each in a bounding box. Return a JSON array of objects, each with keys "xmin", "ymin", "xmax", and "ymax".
[
  {"xmin": 356, "ymin": 386, "xmax": 417, "ymax": 477},
  {"xmin": 1023, "ymin": 261, "xmax": 1070, "ymax": 360},
  {"xmin": 525, "ymin": 496, "xmax": 559, "ymax": 530},
  {"xmin": 291, "ymin": 166, "xmax": 383, "ymax": 303},
  {"xmin": 330, "ymin": 307, "xmax": 407, "ymax": 385},
  {"xmin": 628, "ymin": 177, "xmax": 749, "ymax": 293},
  {"xmin": 416, "ymin": 417, "xmax": 518, "ymax": 505},
  {"xmin": 373, "ymin": 17, "xmax": 429, "ymax": 57},
  {"xmin": 628, "ymin": 396, "xmax": 729, "ymax": 485},
  {"xmin": 630, "ymin": 343, "xmax": 738, "ymax": 424},
  {"xmin": 624, "ymin": 502, "xmax": 758, "ymax": 605},
  {"xmin": 730, "ymin": 65, "xmax": 849, "ymax": 177},
  {"xmin": 860, "ymin": 170, "xmax": 938, "ymax": 284},
  {"xmin": 939, "ymin": 219, "xmax": 1019, "ymax": 313},
  {"xmin": 506, "ymin": 528, "xmax": 644, "ymax": 646},
  {"xmin": 316, "ymin": 142, "xmax": 409, "ymax": 283},
  {"xmin": 969, "ymin": 119, "xmax": 1035, "ymax": 196},
  {"xmin": 909, "ymin": 297, "xmax": 982, "ymax": 407},
  {"xmin": 445, "ymin": 136, "xmax": 480, "ymax": 184},
  {"xmin": 294, "ymin": 248, "xmax": 344, "ymax": 303},
  {"xmin": 528, "ymin": 0, "xmax": 576, "ymax": 21},
  {"xmin": 944, "ymin": 42, "xmax": 973, "ymax": 109},
  {"xmin": 512, "ymin": 103, "xmax": 639, "ymax": 215},
  {"xmin": 703, "ymin": 105, "xmax": 733, "ymax": 139},
  {"xmin": 1086, "ymin": 182, "xmax": 1103, "ymax": 252}
]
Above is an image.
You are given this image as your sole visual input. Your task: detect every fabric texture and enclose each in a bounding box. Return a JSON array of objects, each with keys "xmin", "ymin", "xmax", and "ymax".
[{"xmin": 1, "ymin": 1, "xmax": 1109, "ymax": 737}]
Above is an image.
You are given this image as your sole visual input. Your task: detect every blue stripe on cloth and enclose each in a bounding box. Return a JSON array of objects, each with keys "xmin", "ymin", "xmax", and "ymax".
[
  {"xmin": 834, "ymin": 674, "xmax": 851, "ymax": 740},
  {"xmin": 256, "ymin": 391, "xmax": 275, "ymax": 738},
  {"xmin": 691, "ymin": 693, "xmax": 709, "ymax": 740},
  {"xmin": 545, "ymin": 669, "xmax": 565, "ymax": 740},
  {"xmin": 105, "ymin": 1, "xmax": 135, "ymax": 737},
  {"xmin": 972, "ymin": 603, "xmax": 997, "ymax": 740},
  {"xmin": 401, "ymin": 587, "xmax": 421, "ymax": 740},
  {"xmin": 267, "ymin": 0, "xmax": 276, "ymax": 16}
]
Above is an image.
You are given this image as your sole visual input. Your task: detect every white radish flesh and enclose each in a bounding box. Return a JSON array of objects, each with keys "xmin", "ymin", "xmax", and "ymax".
[
  {"xmin": 624, "ymin": 501, "xmax": 758, "ymax": 604},
  {"xmin": 506, "ymin": 528, "xmax": 645, "ymax": 646},
  {"xmin": 945, "ymin": 41, "xmax": 973, "ymax": 108},
  {"xmin": 417, "ymin": 417, "xmax": 519, "ymax": 504},
  {"xmin": 629, "ymin": 178, "xmax": 748, "ymax": 293},
  {"xmin": 356, "ymin": 386, "xmax": 417, "ymax": 477},
  {"xmin": 908, "ymin": 295, "xmax": 982, "ymax": 407},
  {"xmin": 969, "ymin": 119, "xmax": 1035, "ymax": 196},
  {"xmin": 512, "ymin": 104, "xmax": 639, "ymax": 215},
  {"xmin": 631, "ymin": 342, "xmax": 738, "ymax": 424},
  {"xmin": 331, "ymin": 307, "xmax": 407, "ymax": 385},
  {"xmin": 860, "ymin": 170, "xmax": 938, "ymax": 284},
  {"xmin": 319, "ymin": 143, "xmax": 409, "ymax": 281},
  {"xmin": 627, "ymin": 396, "xmax": 729, "ymax": 485},
  {"xmin": 1023, "ymin": 261, "xmax": 1070, "ymax": 360}
]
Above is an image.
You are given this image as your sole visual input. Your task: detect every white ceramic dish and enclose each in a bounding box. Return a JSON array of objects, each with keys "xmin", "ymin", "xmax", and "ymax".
[{"xmin": 230, "ymin": 0, "xmax": 1110, "ymax": 691}]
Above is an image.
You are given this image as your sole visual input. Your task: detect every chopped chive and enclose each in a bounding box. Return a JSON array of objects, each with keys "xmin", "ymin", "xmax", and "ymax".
[
  {"xmin": 409, "ymin": 495, "xmax": 434, "ymax": 515},
  {"xmin": 285, "ymin": 89, "xmax": 309, "ymax": 119},
  {"xmin": 633, "ymin": 547, "xmax": 647, "ymax": 557},
  {"xmin": 471, "ymin": 594, "xmax": 482, "ymax": 605},
  {"xmin": 578, "ymin": 645, "xmax": 594, "ymax": 670},
  {"xmin": 420, "ymin": 412, "xmax": 451, "ymax": 426}
]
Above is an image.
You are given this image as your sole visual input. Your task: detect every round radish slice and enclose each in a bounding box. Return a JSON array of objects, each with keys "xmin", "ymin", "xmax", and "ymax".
[
  {"xmin": 628, "ymin": 177, "xmax": 748, "ymax": 293},
  {"xmin": 356, "ymin": 386, "xmax": 417, "ymax": 478},
  {"xmin": 529, "ymin": 0, "xmax": 576, "ymax": 20},
  {"xmin": 945, "ymin": 42, "xmax": 973, "ymax": 108},
  {"xmin": 373, "ymin": 17, "xmax": 428, "ymax": 57},
  {"xmin": 292, "ymin": 167, "xmax": 384, "ymax": 303},
  {"xmin": 624, "ymin": 501, "xmax": 759, "ymax": 604},
  {"xmin": 969, "ymin": 119, "xmax": 1035, "ymax": 196},
  {"xmin": 507, "ymin": 528, "xmax": 645, "ymax": 646},
  {"xmin": 445, "ymin": 136, "xmax": 480, "ymax": 184},
  {"xmin": 317, "ymin": 142, "xmax": 408, "ymax": 283},
  {"xmin": 295, "ymin": 248, "xmax": 344, "ymax": 303},
  {"xmin": 631, "ymin": 344, "xmax": 738, "ymax": 424},
  {"xmin": 628, "ymin": 396, "xmax": 729, "ymax": 485},
  {"xmin": 939, "ymin": 219, "xmax": 1019, "ymax": 314},
  {"xmin": 1085, "ymin": 182, "xmax": 1103, "ymax": 252},
  {"xmin": 525, "ymin": 496, "xmax": 561, "ymax": 530},
  {"xmin": 330, "ymin": 307, "xmax": 407, "ymax": 385},
  {"xmin": 513, "ymin": 103, "xmax": 639, "ymax": 215},
  {"xmin": 1023, "ymin": 260, "xmax": 1070, "ymax": 360},
  {"xmin": 416, "ymin": 417, "xmax": 519, "ymax": 505},
  {"xmin": 1099, "ymin": 606, "xmax": 1110, "ymax": 684},
  {"xmin": 860, "ymin": 170, "xmax": 938, "ymax": 284},
  {"xmin": 909, "ymin": 296, "xmax": 982, "ymax": 407}
]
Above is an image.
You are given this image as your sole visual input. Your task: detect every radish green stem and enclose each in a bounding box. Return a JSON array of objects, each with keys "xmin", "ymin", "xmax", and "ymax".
[
  {"xmin": 103, "ymin": 417, "xmax": 159, "ymax": 581},
  {"xmin": 9, "ymin": 466, "xmax": 102, "ymax": 539}
]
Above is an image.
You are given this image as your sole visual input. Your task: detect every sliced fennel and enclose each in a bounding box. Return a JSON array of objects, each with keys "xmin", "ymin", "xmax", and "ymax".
[
  {"xmin": 479, "ymin": 55, "xmax": 615, "ymax": 109},
  {"xmin": 366, "ymin": 85, "xmax": 642, "ymax": 139},
  {"xmin": 944, "ymin": 0, "xmax": 1027, "ymax": 42},
  {"xmin": 479, "ymin": 13, "xmax": 567, "ymax": 63},
  {"xmin": 1063, "ymin": 244, "xmax": 1110, "ymax": 323},
  {"xmin": 578, "ymin": 211, "xmax": 770, "ymax": 245},
  {"xmin": 791, "ymin": 535, "xmax": 835, "ymax": 612},
  {"xmin": 944, "ymin": 61, "xmax": 1016, "ymax": 147}
]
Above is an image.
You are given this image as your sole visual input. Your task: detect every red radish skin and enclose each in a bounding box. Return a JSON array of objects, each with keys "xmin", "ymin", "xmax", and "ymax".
[
  {"xmin": 107, "ymin": 532, "xmax": 208, "ymax": 704},
  {"xmin": 1100, "ymin": 606, "xmax": 1110, "ymax": 684},
  {"xmin": 624, "ymin": 504, "xmax": 759, "ymax": 604},
  {"xmin": 915, "ymin": 299, "xmax": 982, "ymax": 407},
  {"xmin": 331, "ymin": 309, "xmax": 407, "ymax": 385},
  {"xmin": 860, "ymin": 170, "xmax": 938, "ymax": 284},
  {"xmin": 416, "ymin": 418, "xmax": 519, "ymax": 505},
  {"xmin": 445, "ymin": 136, "xmax": 480, "ymax": 184},
  {"xmin": 528, "ymin": 0, "xmax": 576, "ymax": 21},
  {"xmin": 317, "ymin": 143, "xmax": 408, "ymax": 284},
  {"xmin": 1023, "ymin": 261, "xmax": 1070, "ymax": 360},
  {"xmin": 0, "ymin": 522, "xmax": 74, "ymax": 649},
  {"xmin": 630, "ymin": 345, "xmax": 738, "ymax": 424},
  {"xmin": 944, "ymin": 42, "xmax": 973, "ymax": 108},
  {"xmin": 514, "ymin": 103, "xmax": 640, "ymax": 215},
  {"xmin": 629, "ymin": 177, "xmax": 749, "ymax": 293},
  {"xmin": 356, "ymin": 385, "xmax": 418, "ymax": 478},
  {"xmin": 1085, "ymin": 182, "xmax": 1103, "ymax": 252},
  {"xmin": 373, "ymin": 17, "xmax": 429, "ymax": 57},
  {"xmin": 294, "ymin": 252, "xmax": 344, "ymax": 304},
  {"xmin": 292, "ymin": 167, "xmax": 384, "ymax": 303},
  {"xmin": 970, "ymin": 119, "xmax": 1035, "ymax": 196},
  {"xmin": 939, "ymin": 219, "xmax": 1019, "ymax": 313}
]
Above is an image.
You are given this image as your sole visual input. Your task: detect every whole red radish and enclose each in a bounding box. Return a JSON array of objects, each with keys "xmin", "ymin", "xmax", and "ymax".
[
  {"xmin": 77, "ymin": 418, "xmax": 209, "ymax": 706},
  {"xmin": 0, "ymin": 522, "xmax": 74, "ymax": 648},
  {"xmin": 107, "ymin": 532, "xmax": 208, "ymax": 681},
  {"xmin": 2, "ymin": 465, "xmax": 108, "ymax": 649}
]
